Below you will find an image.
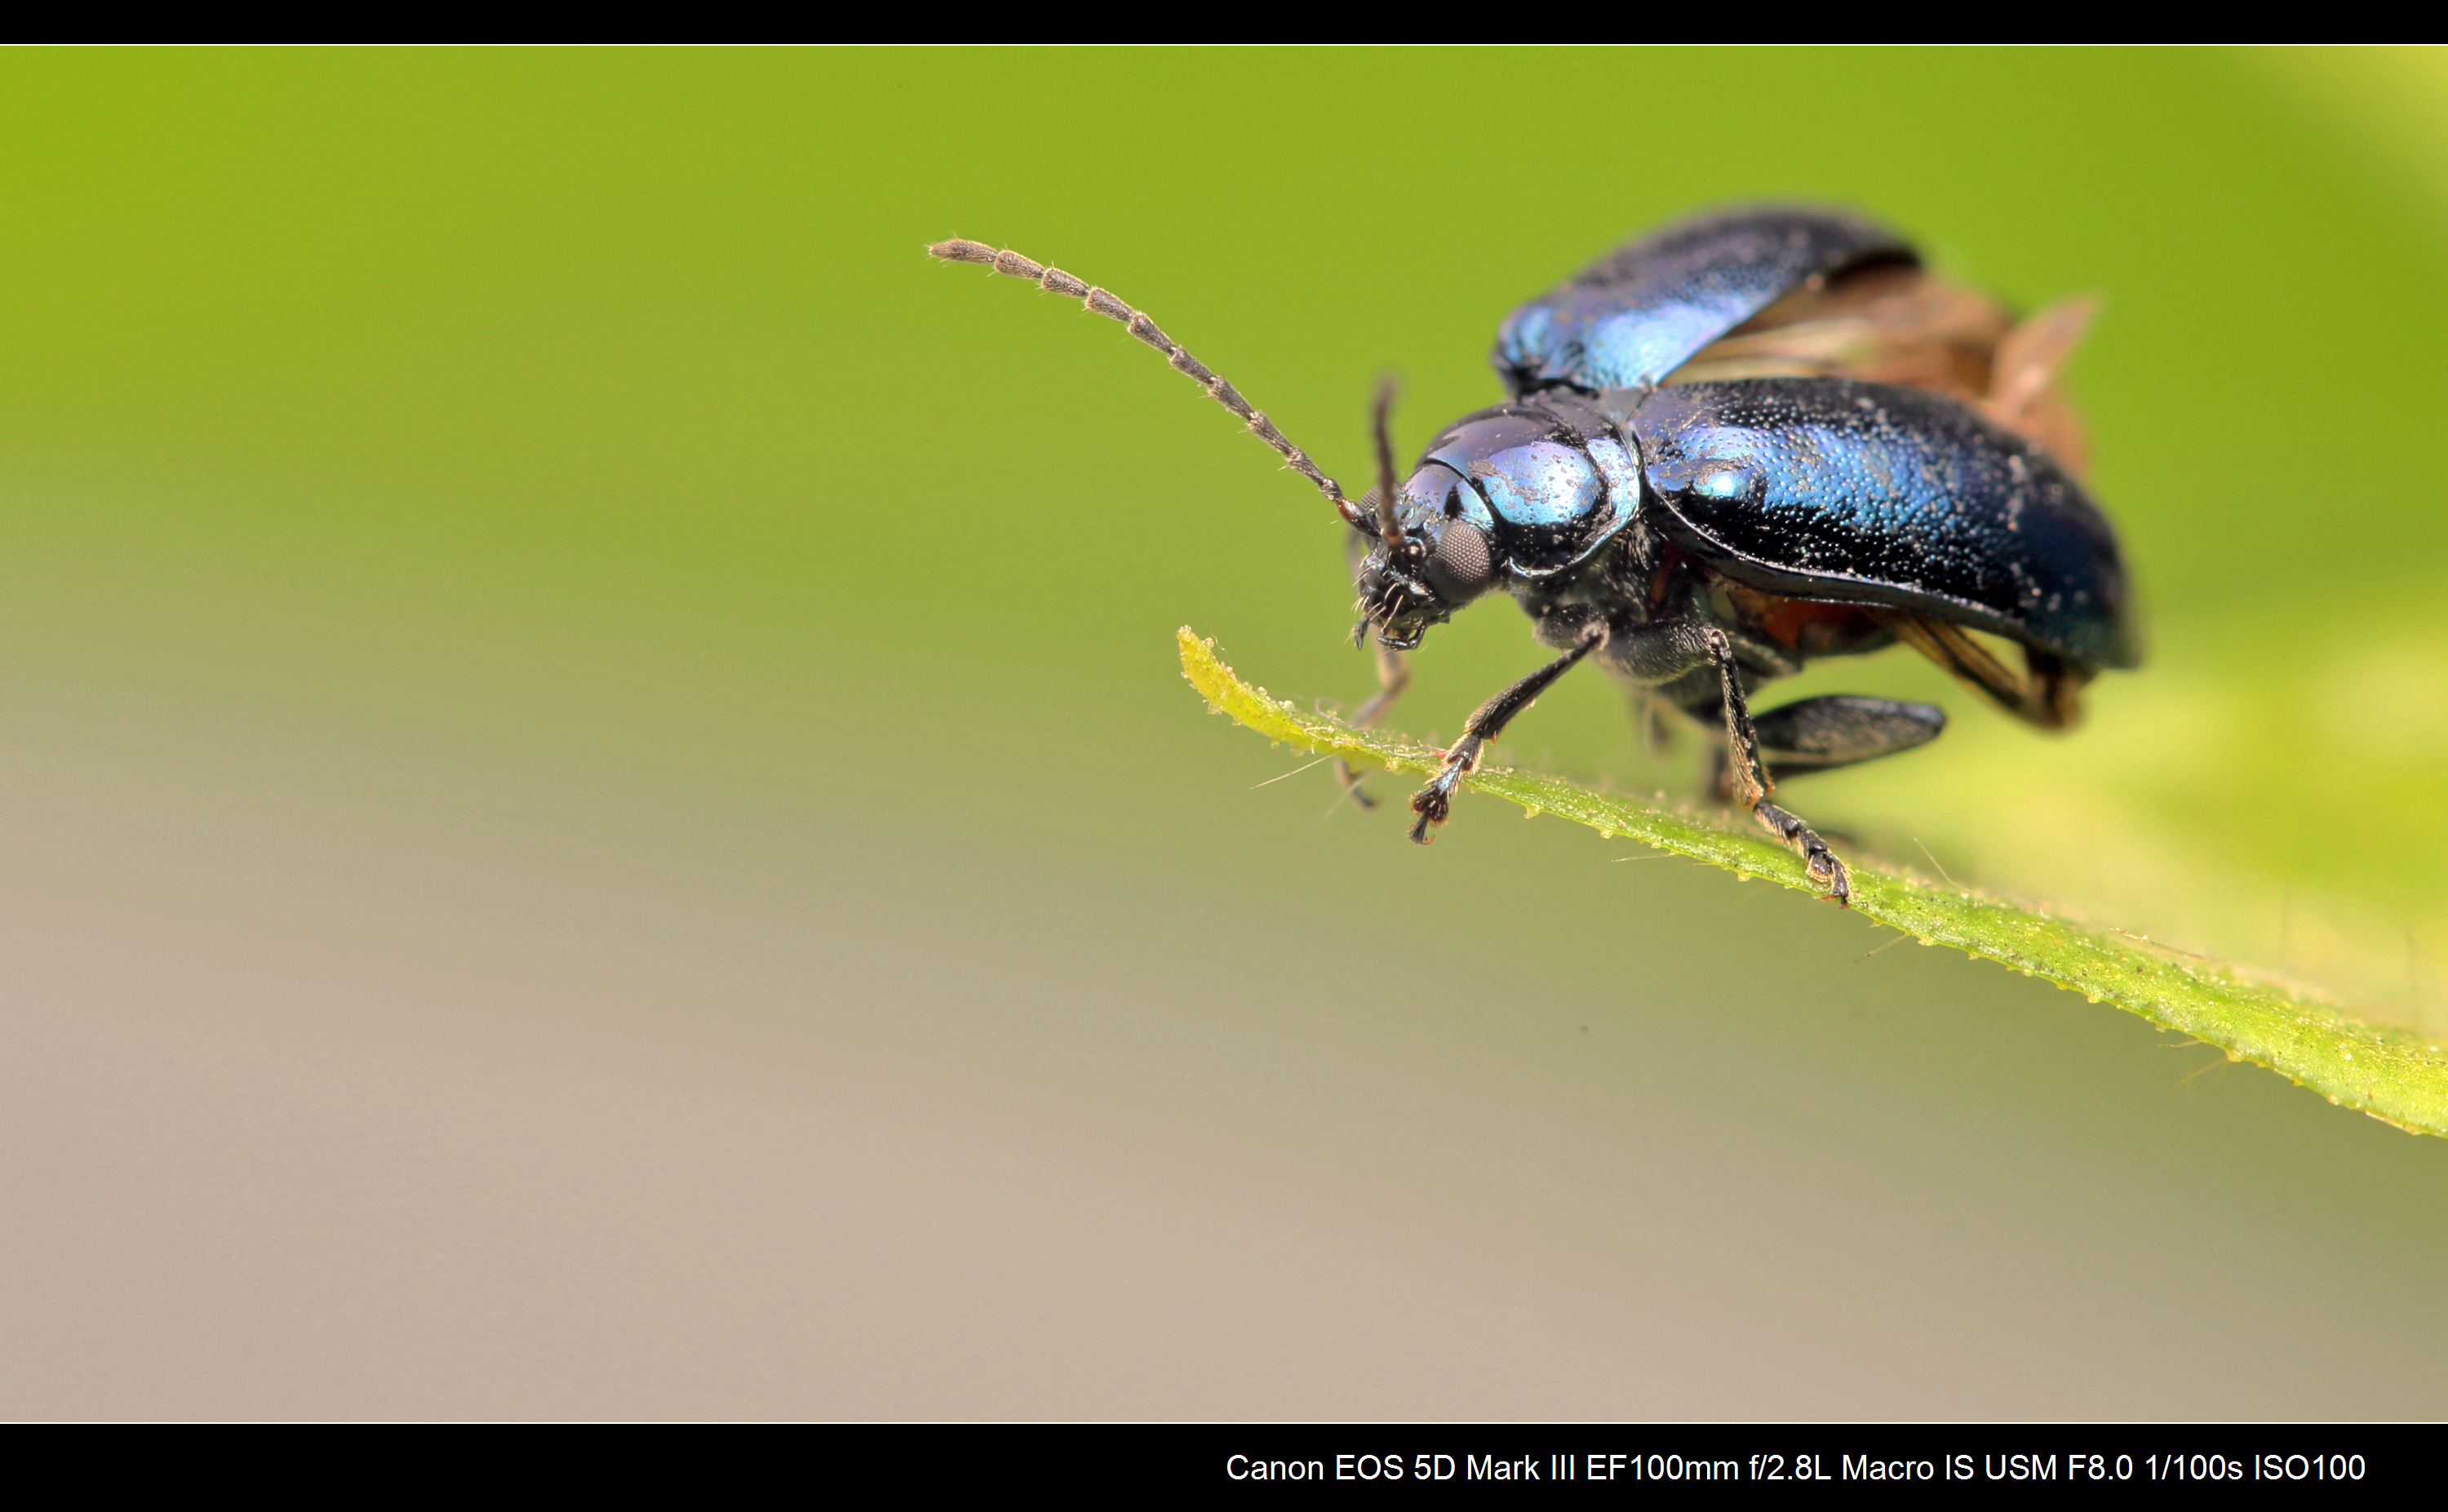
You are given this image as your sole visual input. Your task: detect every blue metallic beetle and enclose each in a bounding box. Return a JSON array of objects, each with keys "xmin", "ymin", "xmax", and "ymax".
[{"xmin": 930, "ymin": 207, "xmax": 2138, "ymax": 904}]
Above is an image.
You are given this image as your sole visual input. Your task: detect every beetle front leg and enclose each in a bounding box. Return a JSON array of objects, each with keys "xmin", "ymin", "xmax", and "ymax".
[
  {"xmin": 1407, "ymin": 620, "xmax": 1608, "ymax": 844},
  {"xmin": 1614, "ymin": 619, "xmax": 1851, "ymax": 905}
]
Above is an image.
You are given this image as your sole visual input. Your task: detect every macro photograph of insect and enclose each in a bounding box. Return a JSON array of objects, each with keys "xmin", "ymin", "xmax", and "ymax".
[
  {"xmin": 933, "ymin": 204, "xmax": 2133, "ymax": 905},
  {"xmin": 2, "ymin": 49, "xmax": 2448, "ymax": 1430}
]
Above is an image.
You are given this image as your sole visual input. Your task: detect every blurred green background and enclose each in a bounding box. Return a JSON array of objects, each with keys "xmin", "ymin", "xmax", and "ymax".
[{"xmin": 2, "ymin": 48, "xmax": 2446, "ymax": 1418}]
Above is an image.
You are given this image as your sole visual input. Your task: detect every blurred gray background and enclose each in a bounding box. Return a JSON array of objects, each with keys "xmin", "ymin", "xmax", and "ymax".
[{"xmin": 2, "ymin": 49, "xmax": 2444, "ymax": 1417}]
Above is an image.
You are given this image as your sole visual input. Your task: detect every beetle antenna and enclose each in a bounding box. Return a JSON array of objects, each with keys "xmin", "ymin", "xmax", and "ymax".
[
  {"xmin": 1368, "ymin": 379, "xmax": 1404, "ymax": 550},
  {"xmin": 928, "ymin": 238, "xmax": 1373, "ymax": 533}
]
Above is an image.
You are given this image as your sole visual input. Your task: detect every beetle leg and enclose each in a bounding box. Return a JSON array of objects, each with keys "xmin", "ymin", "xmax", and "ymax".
[
  {"xmin": 1616, "ymin": 619, "xmax": 1851, "ymax": 904},
  {"xmin": 1706, "ymin": 695, "xmax": 1947, "ymax": 797},
  {"xmin": 1334, "ymin": 641, "xmax": 1411, "ymax": 809},
  {"xmin": 1705, "ymin": 647, "xmax": 1851, "ymax": 907},
  {"xmin": 1406, "ymin": 620, "xmax": 1608, "ymax": 844},
  {"xmin": 1336, "ymin": 517, "xmax": 1412, "ymax": 809}
]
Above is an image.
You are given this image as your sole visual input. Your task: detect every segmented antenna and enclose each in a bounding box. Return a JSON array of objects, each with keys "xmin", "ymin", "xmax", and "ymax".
[{"xmin": 928, "ymin": 238, "xmax": 1389, "ymax": 540}]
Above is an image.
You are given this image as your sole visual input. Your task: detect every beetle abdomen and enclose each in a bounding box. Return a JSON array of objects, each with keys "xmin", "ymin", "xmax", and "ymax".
[{"xmin": 1634, "ymin": 379, "xmax": 2136, "ymax": 671}]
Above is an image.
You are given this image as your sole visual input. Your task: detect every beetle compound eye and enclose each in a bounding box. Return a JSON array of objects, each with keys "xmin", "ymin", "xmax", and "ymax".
[{"xmin": 1426, "ymin": 521, "xmax": 1493, "ymax": 601}]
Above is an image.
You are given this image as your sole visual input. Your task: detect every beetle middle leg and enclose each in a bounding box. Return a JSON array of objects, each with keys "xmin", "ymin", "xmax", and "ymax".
[
  {"xmin": 1406, "ymin": 619, "xmax": 1608, "ymax": 845},
  {"xmin": 1613, "ymin": 620, "xmax": 1852, "ymax": 904},
  {"xmin": 1335, "ymin": 382, "xmax": 1413, "ymax": 809},
  {"xmin": 1333, "ymin": 639, "xmax": 1411, "ymax": 809}
]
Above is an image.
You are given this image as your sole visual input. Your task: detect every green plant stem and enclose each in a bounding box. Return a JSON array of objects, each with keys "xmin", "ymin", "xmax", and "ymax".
[{"xmin": 1181, "ymin": 627, "xmax": 2448, "ymax": 1137}]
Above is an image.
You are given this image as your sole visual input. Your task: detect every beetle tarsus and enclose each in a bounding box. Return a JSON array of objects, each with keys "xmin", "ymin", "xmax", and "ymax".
[
  {"xmin": 1407, "ymin": 736, "xmax": 1480, "ymax": 842},
  {"xmin": 1755, "ymin": 798, "xmax": 1851, "ymax": 906}
]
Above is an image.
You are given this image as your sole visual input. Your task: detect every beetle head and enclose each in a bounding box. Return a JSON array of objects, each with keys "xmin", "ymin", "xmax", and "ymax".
[
  {"xmin": 1352, "ymin": 462, "xmax": 1499, "ymax": 649},
  {"xmin": 1352, "ymin": 399, "xmax": 1639, "ymax": 649}
]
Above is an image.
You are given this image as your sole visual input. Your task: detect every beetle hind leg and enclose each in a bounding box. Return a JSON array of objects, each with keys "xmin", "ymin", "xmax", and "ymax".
[{"xmin": 1705, "ymin": 695, "xmax": 1946, "ymax": 798}]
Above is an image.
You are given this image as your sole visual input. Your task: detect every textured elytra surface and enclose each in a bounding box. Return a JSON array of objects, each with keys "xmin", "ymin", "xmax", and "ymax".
[
  {"xmin": 1181, "ymin": 627, "xmax": 2448, "ymax": 1138},
  {"xmin": 1634, "ymin": 379, "xmax": 2136, "ymax": 670},
  {"xmin": 1495, "ymin": 206, "xmax": 1913, "ymax": 395}
]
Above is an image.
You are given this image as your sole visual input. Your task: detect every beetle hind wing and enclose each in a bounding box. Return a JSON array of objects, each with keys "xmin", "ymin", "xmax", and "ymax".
[{"xmin": 1877, "ymin": 611, "xmax": 2091, "ymax": 730}]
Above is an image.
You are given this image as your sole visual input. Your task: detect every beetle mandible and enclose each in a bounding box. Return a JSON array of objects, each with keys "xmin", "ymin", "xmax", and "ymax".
[{"xmin": 929, "ymin": 206, "xmax": 2139, "ymax": 905}]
